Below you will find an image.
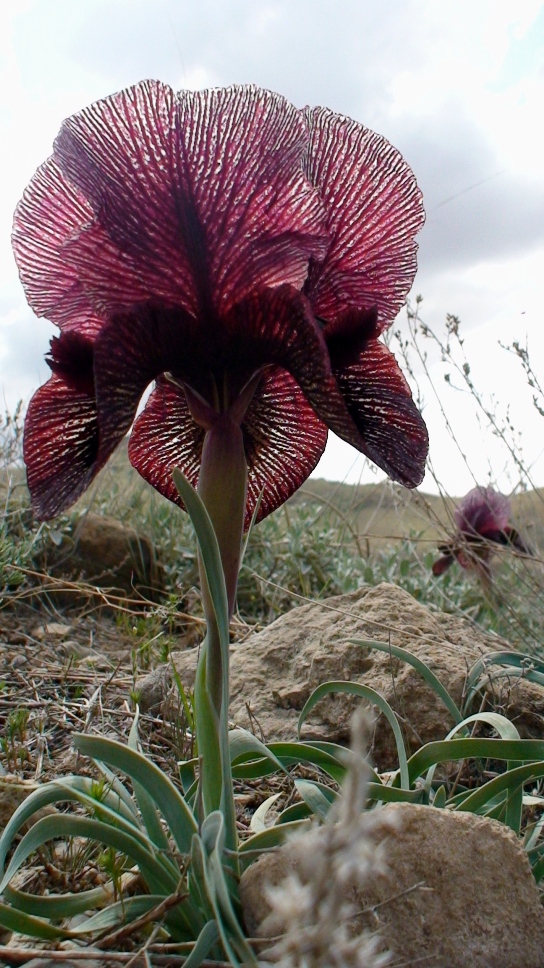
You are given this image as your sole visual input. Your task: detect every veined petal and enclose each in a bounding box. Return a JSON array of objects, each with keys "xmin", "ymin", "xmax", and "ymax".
[
  {"xmin": 92, "ymin": 304, "xmax": 198, "ymax": 458},
  {"xmin": 454, "ymin": 487, "xmax": 511, "ymax": 535},
  {"xmin": 128, "ymin": 369, "xmax": 327, "ymax": 528},
  {"xmin": 128, "ymin": 377, "xmax": 203, "ymax": 508},
  {"xmin": 12, "ymin": 159, "xmax": 101, "ymax": 333},
  {"xmin": 23, "ymin": 377, "xmax": 100, "ymax": 519},
  {"xmin": 52, "ymin": 81, "xmax": 327, "ymax": 318},
  {"xmin": 332, "ymin": 340, "xmax": 428, "ymax": 487},
  {"xmin": 303, "ymin": 107, "xmax": 425, "ymax": 327},
  {"xmin": 243, "ymin": 367, "xmax": 328, "ymax": 523}
]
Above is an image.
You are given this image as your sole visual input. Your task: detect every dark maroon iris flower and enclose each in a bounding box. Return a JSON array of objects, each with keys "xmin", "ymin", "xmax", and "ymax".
[
  {"xmin": 432, "ymin": 486, "xmax": 530, "ymax": 577},
  {"xmin": 15, "ymin": 81, "xmax": 428, "ymax": 526}
]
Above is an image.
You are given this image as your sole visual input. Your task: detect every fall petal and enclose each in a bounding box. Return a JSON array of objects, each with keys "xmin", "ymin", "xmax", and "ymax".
[
  {"xmin": 303, "ymin": 107, "xmax": 425, "ymax": 327},
  {"xmin": 92, "ymin": 304, "xmax": 198, "ymax": 458},
  {"xmin": 128, "ymin": 377, "xmax": 203, "ymax": 509},
  {"xmin": 243, "ymin": 367, "xmax": 328, "ymax": 524},
  {"xmin": 129, "ymin": 369, "xmax": 328, "ymax": 529},
  {"xmin": 332, "ymin": 340, "xmax": 428, "ymax": 487},
  {"xmin": 53, "ymin": 81, "xmax": 327, "ymax": 317},
  {"xmin": 23, "ymin": 377, "xmax": 101, "ymax": 519}
]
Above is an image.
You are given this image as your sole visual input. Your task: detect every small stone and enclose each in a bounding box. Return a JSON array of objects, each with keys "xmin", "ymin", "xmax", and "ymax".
[
  {"xmin": 33, "ymin": 622, "xmax": 72, "ymax": 640},
  {"xmin": 10, "ymin": 653, "xmax": 28, "ymax": 669},
  {"xmin": 58, "ymin": 639, "xmax": 92, "ymax": 660},
  {"xmin": 134, "ymin": 666, "xmax": 171, "ymax": 712}
]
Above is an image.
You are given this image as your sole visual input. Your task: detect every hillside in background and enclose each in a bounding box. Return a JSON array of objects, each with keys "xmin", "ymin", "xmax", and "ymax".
[{"xmin": 77, "ymin": 440, "xmax": 543, "ymax": 556}]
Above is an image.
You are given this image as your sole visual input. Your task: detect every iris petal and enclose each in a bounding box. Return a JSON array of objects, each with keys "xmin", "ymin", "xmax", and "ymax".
[
  {"xmin": 52, "ymin": 81, "xmax": 327, "ymax": 318},
  {"xmin": 303, "ymin": 107, "xmax": 425, "ymax": 327},
  {"xmin": 23, "ymin": 376, "xmax": 100, "ymax": 519},
  {"xmin": 332, "ymin": 340, "xmax": 428, "ymax": 487},
  {"xmin": 12, "ymin": 159, "xmax": 101, "ymax": 333},
  {"xmin": 128, "ymin": 369, "xmax": 328, "ymax": 528}
]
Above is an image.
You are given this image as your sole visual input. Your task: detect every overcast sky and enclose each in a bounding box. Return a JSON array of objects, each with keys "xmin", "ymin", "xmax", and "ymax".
[{"xmin": 1, "ymin": 0, "xmax": 543, "ymax": 496}]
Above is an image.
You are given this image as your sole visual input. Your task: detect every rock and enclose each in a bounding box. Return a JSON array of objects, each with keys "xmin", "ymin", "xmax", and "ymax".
[
  {"xmin": 172, "ymin": 583, "xmax": 544, "ymax": 769},
  {"xmin": 43, "ymin": 512, "xmax": 164, "ymax": 600},
  {"xmin": 134, "ymin": 665, "xmax": 171, "ymax": 713},
  {"xmin": 32, "ymin": 622, "xmax": 72, "ymax": 640},
  {"xmin": 241, "ymin": 802, "xmax": 544, "ymax": 968}
]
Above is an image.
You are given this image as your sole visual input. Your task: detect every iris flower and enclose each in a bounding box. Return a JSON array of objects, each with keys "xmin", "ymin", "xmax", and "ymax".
[
  {"xmin": 15, "ymin": 81, "xmax": 427, "ymax": 605},
  {"xmin": 432, "ymin": 486, "xmax": 529, "ymax": 578}
]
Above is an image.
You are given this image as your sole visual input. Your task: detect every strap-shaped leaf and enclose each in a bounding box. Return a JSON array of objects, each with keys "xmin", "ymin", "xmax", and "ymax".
[
  {"xmin": 421, "ymin": 712, "xmax": 523, "ymax": 800},
  {"xmin": 128, "ymin": 712, "xmax": 171, "ymax": 851},
  {"xmin": 298, "ymin": 680, "xmax": 410, "ymax": 790},
  {"xmin": 0, "ymin": 814, "xmax": 176, "ymax": 898},
  {"xmin": 173, "ymin": 468, "xmax": 236, "ymax": 851},
  {"xmin": 0, "ymin": 899, "xmax": 72, "ymax": 940},
  {"xmin": 453, "ymin": 762, "xmax": 544, "ymax": 829},
  {"xmin": 2, "ymin": 883, "xmax": 109, "ymax": 920},
  {"xmin": 172, "ymin": 468, "xmax": 230, "ymax": 651},
  {"xmin": 182, "ymin": 919, "xmax": 221, "ymax": 968},
  {"xmin": 294, "ymin": 778, "xmax": 337, "ymax": 820},
  {"xmin": 0, "ymin": 774, "xmax": 139, "ymax": 876},
  {"xmin": 408, "ymin": 738, "xmax": 544, "ymax": 786},
  {"xmin": 350, "ymin": 637, "xmax": 463, "ymax": 725},
  {"xmin": 73, "ymin": 733, "xmax": 197, "ymax": 854},
  {"xmin": 191, "ymin": 813, "xmax": 258, "ymax": 968},
  {"xmin": 464, "ymin": 651, "xmax": 544, "ymax": 714}
]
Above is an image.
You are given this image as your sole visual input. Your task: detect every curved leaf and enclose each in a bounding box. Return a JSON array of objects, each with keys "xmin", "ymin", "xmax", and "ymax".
[
  {"xmin": 73, "ymin": 733, "xmax": 197, "ymax": 854},
  {"xmin": 350, "ymin": 638, "xmax": 463, "ymax": 725},
  {"xmin": 298, "ymin": 680, "xmax": 410, "ymax": 790}
]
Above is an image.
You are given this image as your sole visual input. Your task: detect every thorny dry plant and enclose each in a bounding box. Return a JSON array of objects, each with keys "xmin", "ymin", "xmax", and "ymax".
[{"xmin": 259, "ymin": 710, "xmax": 395, "ymax": 968}]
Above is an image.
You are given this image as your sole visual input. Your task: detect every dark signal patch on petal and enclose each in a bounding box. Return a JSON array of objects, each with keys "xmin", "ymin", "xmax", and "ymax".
[
  {"xmin": 128, "ymin": 378, "xmax": 204, "ymax": 509},
  {"xmin": 46, "ymin": 330, "xmax": 95, "ymax": 396},
  {"xmin": 174, "ymin": 85, "xmax": 327, "ymax": 313},
  {"xmin": 53, "ymin": 81, "xmax": 327, "ymax": 320},
  {"xmin": 332, "ymin": 340, "xmax": 428, "ymax": 487},
  {"xmin": 242, "ymin": 367, "xmax": 328, "ymax": 526},
  {"xmin": 303, "ymin": 107, "xmax": 425, "ymax": 327},
  {"xmin": 23, "ymin": 377, "xmax": 100, "ymax": 519}
]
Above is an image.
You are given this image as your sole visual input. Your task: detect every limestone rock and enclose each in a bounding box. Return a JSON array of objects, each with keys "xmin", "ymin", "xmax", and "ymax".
[
  {"xmin": 172, "ymin": 583, "xmax": 544, "ymax": 769},
  {"xmin": 241, "ymin": 803, "xmax": 544, "ymax": 968},
  {"xmin": 43, "ymin": 513, "xmax": 164, "ymax": 600}
]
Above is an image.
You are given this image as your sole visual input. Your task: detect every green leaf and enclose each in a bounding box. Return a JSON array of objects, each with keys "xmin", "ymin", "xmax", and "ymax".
[
  {"xmin": 128, "ymin": 712, "xmax": 172, "ymax": 852},
  {"xmin": 298, "ymin": 680, "xmax": 410, "ymax": 791},
  {"xmin": 72, "ymin": 733, "xmax": 197, "ymax": 855},
  {"xmin": 453, "ymin": 762, "xmax": 544, "ymax": 829},
  {"xmin": 230, "ymin": 728, "xmax": 287, "ymax": 775},
  {"xmin": 2, "ymin": 883, "xmax": 108, "ymax": 920},
  {"xmin": 464, "ymin": 651, "xmax": 544, "ymax": 714},
  {"xmin": 350, "ymin": 638, "xmax": 463, "ymax": 726},
  {"xmin": 238, "ymin": 819, "xmax": 311, "ymax": 865},
  {"xmin": 182, "ymin": 920, "xmax": 221, "ymax": 968},
  {"xmin": 250, "ymin": 793, "xmax": 282, "ymax": 833},
  {"xmin": 0, "ymin": 814, "xmax": 176, "ymax": 898},
  {"xmin": 192, "ymin": 813, "xmax": 258, "ymax": 967},
  {"xmin": 0, "ymin": 900, "xmax": 71, "ymax": 940},
  {"xmin": 0, "ymin": 774, "xmax": 139, "ymax": 877},
  {"xmin": 172, "ymin": 468, "xmax": 236, "ymax": 852},
  {"xmin": 294, "ymin": 778, "xmax": 336, "ymax": 820},
  {"xmin": 172, "ymin": 468, "xmax": 229, "ymax": 655},
  {"xmin": 407, "ymin": 737, "xmax": 544, "ymax": 785}
]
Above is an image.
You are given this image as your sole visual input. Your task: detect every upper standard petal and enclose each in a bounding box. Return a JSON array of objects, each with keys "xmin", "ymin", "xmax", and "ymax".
[
  {"xmin": 48, "ymin": 81, "xmax": 328, "ymax": 319},
  {"xmin": 302, "ymin": 107, "xmax": 425, "ymax": 328}
]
